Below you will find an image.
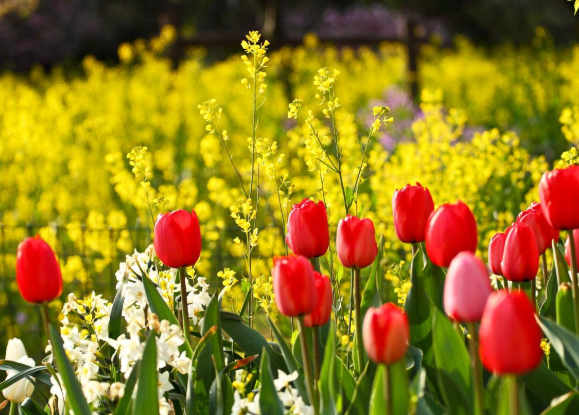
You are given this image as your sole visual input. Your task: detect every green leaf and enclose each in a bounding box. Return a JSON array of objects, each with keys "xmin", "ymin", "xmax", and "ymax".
[
  {"xmin": 198, "ymin": 295, "xmax": 225, "ymax": 393},
  {"xmin": 259, "ymin": 348, "xmax": 285, "ymax": 415},
  {"xmin": 0, "ymin": 361, "xmax": 52, "ymax": 387},
  {"xmin": 361, "ymin": 238, "xmax": 383, "ymax": 319},
  {"xmin": 345, "ymin": 186, "xmax": 355, "ymax": 212},
  {"xmin": 432, "ymin": 308, "xmax": 473, "ymax": 415},
  {"xmin": 133, "ymin": 332, "xmax": 159, "ymax": 415},
  {"xmin": 108, "ymin": 285, "xmax": 125, "ymax": 340},
  {"xmin": 424, "ymin": 260, "xmax": 446, "ymax": 311},
  {"xmin": 553, "ymin": 242, "xmax": 570, "ymax": 286},
  {"xmin": 370, "ymin": 362, "xmax": 408, "ymax": 415},
  {"xmin": 20, "ymin": 398, "xmax": 45, "ymax": 415},
  {"xmin": 556, "ymin": 283, "xmax": 575, "ymax": 332},
  {"xmin": 221, "ymin": 312, "xmax": 287, "ymax": 375},
  {"xmin": 540, "ymin": 392, "xmax": 579, "ymax": 414},
  {"xmin": 344, "ymin": 362, "xmax": 372, "ymax": 415},
  {"xmin": 186, "ymin": 359, "xmax": 197, "ymax": 415},
  {"xmin": 49, "ymin": 325, "xmax": 91, "ymax": 415},
  {"xmin": 539, "ymin": 317, "xmax": 579, "ymax": 381},
  {"xmin": 520, "ymin": 361, "xmax": 573, "ymax": 405},
  {"xmin": 319, "ymin": 322, "xmax": 338, "ymax": 415},
  {"xmin": 116, "ymin": 360, "xmax": 139, "ymax": 415},
  {"xmin": 268, "ymin": 317, "xmax": 309, "ymax": 405},
  {"xmin": 142, "ymin": 275, "xmax": 193, "ymax": 357},
  {"xmin": 0, "ymin": 366, "xmax": 49, "ymax": 392},
  {"xmin": 540, "ymin": 263, "xmax": 558, "ymax": 319},
  {"xmin": 406, "ymin": 345, "xmax": 423, "ymax": 380}
]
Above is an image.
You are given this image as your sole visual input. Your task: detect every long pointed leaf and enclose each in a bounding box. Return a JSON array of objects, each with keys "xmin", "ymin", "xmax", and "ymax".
[
  {"xmin": 259, "ymin": 348, "xmax": 284, "ymax": 415},
  {"xmin": 133, "ymin": 333, "xmax": 159, "ymax": 415},
  {"xmin": 108, "ymin": 286, "xmax": 125, "ymax": 340},
  {"xmin": 115, "ymin": 360, "xmax": 140, "ymax": 415}
]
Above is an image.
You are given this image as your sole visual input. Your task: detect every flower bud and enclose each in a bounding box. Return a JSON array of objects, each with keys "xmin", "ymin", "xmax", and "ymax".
[
  {"xmin": 336, "ymin": 215, "xmax": 377, "ymax": 269},
  {"xmin": 488, "ymin": 232, "xmax": 506, "ymax": 276},
  {"xmin": 479, "ymin": 290, "xmax": 542, "ymax": 375},
  {"xmin": 272, "ymin": 256, "xmax": 317, "ymax": 317},
  {"xmin": 3, "ymin": 338, "xmax": 35, "ymax": 403},
  {"xmin": 539, "ymin": 165, "xmax": 579, "ymax": 230},
  {"xmin": 425, "ymin": 201, "xmax": 478, "ymax": 267},
  {"xmin": 363, "ymin": 303, "xmax": 409, "ymax": 364},
  {"xmin": 501, "ymin": 223, "xmax": 539, "ymax": 282},
  {"xmin": 286, "ymin": 199, "xmax": 329, "ymax": 259},
  {"xmin": 392, "ymin": 183, "xmax": 434, "ymax": 244},
  {"xmin": 303, "ymin": 272, "xmax": 332, "ymax": 327},
  {"xmin": 444, "ymin": 252, "xmax": 492, "ymax": 322},
  {"xmin": 516, "ymin": 202, "xmax": 559, "ymax": 255},
  {"xmin": 556, "ymin": 283, "xmax": 575, "ymax": 332},
  {"xmin": 154, "ymin": 209, "xmax": 202, "ymax": 268},
  {"xmin": 16, "ymin": 236, "xmax": 63, "ymax": 303}
]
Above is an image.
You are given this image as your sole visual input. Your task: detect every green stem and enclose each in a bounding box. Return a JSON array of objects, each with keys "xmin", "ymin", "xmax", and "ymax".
[
  {"xmin": 507, "ymin": 375, "xmax": 520, "ymax": 415},
  {"xmin": 354, "ymin": 268, "xmax": 364, "ymax": 372},
  {"xmin": 468, "ymin": 323, "xmax": 485, "ymax": 415},
  {"xmin": 531, "ymin": 278, "xmax": 537, "ymax": 313},
  {"xmin": 41, "ymin": 302, "xmax": 51, "ymax": 346},
  {"xmin": 298, "ymin": 317, "xmax": 318, "ymax": 415},
  {"xmin": 541, "ymin": 253, "xmax": 549, "ymax": 289},
  {"xmin": 384, "ymin": 364, "xmax": 392, "ymax": 415},
  {"xmin": 9, "ymin": 402, "xmax": 17, "ymax": 415},
  {"xmin": 310, "ymin": 256, "xmax": 322, "ymax": 273},
  {"xmin": 313, "ymin": 326, "xmax": 321, "ymax": 397},
  {"xmin": 179, "ymin": 268, "xmax": 192, "ymax": 345},
  {"xmin": 567, "ymin": 230, "xmax": 579, "ymax": 336},
  {"xmin": 346, "ymin": 268, "xmax": 355, "ymax": 369}
]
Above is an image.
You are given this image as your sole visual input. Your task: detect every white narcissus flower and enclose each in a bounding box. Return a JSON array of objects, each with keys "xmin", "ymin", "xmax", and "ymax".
[
  {"xmin": 2, "ymin": 338, "xmax": 35, "ymax": 403},
  {"xmin": 273, "ymin": 370, "xmax": 298, "ymax": 391}
]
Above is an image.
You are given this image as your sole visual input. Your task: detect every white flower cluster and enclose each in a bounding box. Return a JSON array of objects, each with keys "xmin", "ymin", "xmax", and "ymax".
[
  {"xmin": 231, "ymin": 370, "xmax": 313, "ymax": 415},
  {"xmin": 48, "ymin": 245, "xmax": 212, "ymax": 414}
]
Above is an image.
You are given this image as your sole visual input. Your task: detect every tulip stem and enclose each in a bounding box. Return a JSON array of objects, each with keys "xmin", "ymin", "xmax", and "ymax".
[
  {"xmin": 298, "ymin": 316, "xmax": 318, "ymax": 415},
  {"xmin": 354, "ymin": 267, "xmax": 364, "ymax": 373},
  {"xmin": 531, "ymin": 278, "xmax": 537, "ymax": 313},
  {"xmin": 9, "ymin": 402, "xmax": 17, "ymax": 415},
  {"xmin": 310, "ymin": 257, "xmax": 321, "ymax": 273},
  {"xmin": 179, "ymin": 268, "xmax": 192, "ymax": 345},
  {"xmin": 467, "ymin": 323, "xmax": 485, "ymax": 415},
  {"xmin": 541, "ymin": 253, "xmax": 549, "ymax": 289},
  {"xmin": 567, "ymin": 230, "xmax": 579, "ymax": 336},
  {"xmin": 507, "ymin": 376, "xmax": 520, "ymax": 415},
  {"xmin": 384, "ymin": 364, "xmax": 392, "ymax": 415},
  {"xmin": 313, "ymin": 326, "xmax": 321, "ymax": 383},
  {"xmin": 346, "ymin": 268, "xmax": 354, "ymax": 369},
  {"xmin": 41, "ymin": 302, "xmax": 51, "ymax": 345}
]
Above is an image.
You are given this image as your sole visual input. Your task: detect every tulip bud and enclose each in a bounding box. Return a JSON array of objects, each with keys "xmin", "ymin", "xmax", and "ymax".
[
  {"xmin": 363, "ymin": 303, "xmax": 409, "ymax": 364},
  {"xmin": 425, "ymin": 200, "xmax": 478, "ymax": 267},
  {"xmin": 479, "ymin": 290, "xmax": 542, "ymax": 375},
  {"xmin": 488, "ymin": 232, "xmax": 507, "ymax": 276},
  {"xmin": 286, "ymin": 199, "xmax": 330, "ymax": 259},
  {"xmin": 444, "ymin": 252, "xmax": 493, "ymax": 322},
  {"xmin": 501, "ymin": 223, "xmax": 539, "ymax": 282},
  {"xmin": 16, "ymin": 236, "xmax": 63, "ymax": 303},
  {"xmin": 392, "ymin": 183, "xmax": 435, "ymax": 244},
  {"xmin": 564, "ymin": 229, "xmax": 579, "ymax": 267},
  {"xmin": 154, "ymin": 209, "xmax": 202, "ymax": 268},
  {"xmin": 303, "ymin": 272, "xmax": 332, "ymax": 327},
  {"xmin": 539, "ymin": 165, "xmax": 579, "ymax": 230},
  {"xmin": 556, "ymin": 283, "xmax": 575, "ymax": 332},
  {"xmin": 336, "ymin": 215, "xmax": 377, "ymax": 269},
  {"xmin": 516, "ymin": 202, "xmax": 559, "ymax": 255},
  {"xmin": 3, "ymin": 338, "xmax": 35, "ymax": 403},
  {"xmin": 272, "ymin": 256, "xmax": 318, "ymax": 317}
]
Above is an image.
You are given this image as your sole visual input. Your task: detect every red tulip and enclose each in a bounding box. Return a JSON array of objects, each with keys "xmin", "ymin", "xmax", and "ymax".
[
  {"xmin": 303, "ymin": 272, "xmax": 332, "ymax": 327},
  {"xmin": 154, "ymin": 210, "xmax": 202, "ymax": 268},
  {"xmin": 501, "ymin": 223, "xmax": 539, "ymax": 282},
  {"xmin": 392, "ymin": 183, "xmax": 435, "ymax": 244},
  {"xmin": 539, "ymin": 165, "xmax": 579, "ymax": 230},
  {"xmin": 16, "ymin": 236, "xmax": 63, "ymax": 303},
  {"xmin": 516, "ymin": 202, "xmax": 559, "ymax": 255},
  {"xmin": 273, "ymin": 256, "xmax": 317, "ymax": 317},
  {"xmin": 564, "ymin": 229, "xmax": 579, "ymax": 267},
  {"xmin": 286, "ymin": 199, "xmax": 329, "ymax": 259},
  {"xmin": 479, "ymin": 290, "xmax": 542, "ymax": 375},
  {"xmin": 488, "ymin": 232, "xmax": 507, "ymax": 276},
  {"xmin": 363, "ymin": 303, "xmax": 409, "ymax": 364},
  {"xmin": 444, "ymin": 252, "xmax": 493, "ymax": 322},
  {"xmin": 425, "ymin": 201, "xmax": 478, "ymax": 267},
  {"xmin": 336, "ymin": 215, "xmax": 377, "ymax": 269}
]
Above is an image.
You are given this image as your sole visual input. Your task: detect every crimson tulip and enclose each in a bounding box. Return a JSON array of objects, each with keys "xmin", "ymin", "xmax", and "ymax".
[
  {"xmin": 501, "ymin": 223, "xmax": 539, "ymax": 282},
  {"xmin": 479, "ymin": 290, "xmax": 542, "ymax": 375},
  {"xmin": 488, "ymin": 232, "xmax": 507, "ymax": 276},
  {"xmin": 444, "ymin": 252, "xmax": 493, "ymax": 322},
  {"xmin": 564, "ymin": 229, "xmax": 579, "ymax": 267},
  {"xmin": 303, "ymin": 272, "xmax": 332, "ymax": 327},
  {"xmin": 336, "ymin": 215, "xmax": 377, "ymax": 269},
  {"xmin": 516, "ymin": 202, "xmax": 559, "ymax": 255},
  {"xmin": 425, "ymin": 200, "xmax": 478, "ymax": 267},
  {"xmin": 154, "ymin": 209, "xmax": 202, "ymax": 268},
  {"xmin": 363, "ymin": 303, "xmax": 409, "ymax": 364},
  {"xmin": 539, "ymin": 165, "xmax": 579, "ymax": 230},
  {"xmin": 272, "ymin": 255, "xmax": 317, "ymax": 317},
  {"xmin": 16, "ymin": 236, "xmax": 63, "ymax": 303},
  {"xmin": 392, "ymin": 183, "xmax": 435, "ymax": 244},
  {"xmin": 286, "ymin": 199, "xmax": 329, "ymax": 258}
]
